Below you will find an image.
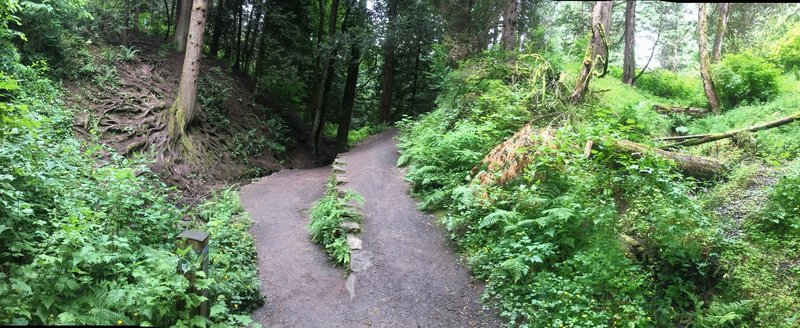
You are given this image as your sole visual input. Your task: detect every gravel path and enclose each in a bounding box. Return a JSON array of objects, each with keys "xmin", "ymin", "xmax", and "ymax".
[{"xmin": 240, "ymin": 129, "xmax": 499, "ymax": 327}]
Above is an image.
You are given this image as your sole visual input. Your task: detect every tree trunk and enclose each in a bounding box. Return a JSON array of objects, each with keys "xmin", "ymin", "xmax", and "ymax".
[
  {"xmin": 711, "ymin": 3, "xmax": 730, "ymax": 63},
  {"xmin": 163, "ymin": 0, "xmax": 173, "ymax": 40},
  {"xmin": 622, "ymin": 0, "xmax": 635, "ymax": 85},
  {"xmin": 308, "ymin": 0, "xmax": 341, "ymax": 152},
  {"xmin": 337, "ymin": 41, "xmax": 360, "ymax": 146},
  {"xmin": 336, "ymin": 0, "xmax": 365, "ymax": 146},
  {"xmin": 123, "ymin": 0, "xmax": 131, "ymax": 46},
  {"xmin": 501, "ymin": 0, "xmax": 519, "ymax": 51},
  {"xmin": 244, "ymin": 7, "xmax": 262, "ymax": 74},
  {"xmin": 652, "ymin": 104, "xmax": 707, "ymax": 118},
  {"xmin": 133, "ymin": 3, "xmax": 140, "ymax": 33},
  {"xmin": 209, "ymin": 0, "xmax": 225, "ymax": 58},
  {"xmin": 168, "ymin": 0, "xmax": 208, "ymax": 139},
  {"xmin": 660, "ymin": 111, "xmax": 800, "ymax": 149},
  {"xmin": 698, "ymin": 3, "xmax": 721, "ymax": 113},
  {"xmin": 234, "ymin": 1, "xmax": 244, "ymax": 71},
  {"xmin": 242, "ymin": 6, "xmax": 258, "ymax": 73},
  {"xmin": 379, "ymin": 0, "xmax": 397, "ymax": 123},
  {"xmin": 173, "ymin": 0, "xmax": 192, "ymax": 52},
  {"xmin": 569, "ymin": 1, "xmax": 612, "ymax": 103},
  {"xmin": 612, "ymin": 140, "xmax": 725, "ymax": 180}
]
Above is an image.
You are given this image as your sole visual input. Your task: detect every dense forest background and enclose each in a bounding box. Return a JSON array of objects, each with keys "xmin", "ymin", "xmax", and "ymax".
[{"xmin": 3, "ymin": 0, "xmax": 800, "ymax": 326}]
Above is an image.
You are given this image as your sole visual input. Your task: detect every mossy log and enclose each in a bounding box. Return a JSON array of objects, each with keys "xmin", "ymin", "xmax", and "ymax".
[
  {"xmin": 611, "ymin": 140, "xmax": 725, "ymax": 180},
  {"xmin": 653, "ymin": 104, "xmax": 708, "ymax": 118}
]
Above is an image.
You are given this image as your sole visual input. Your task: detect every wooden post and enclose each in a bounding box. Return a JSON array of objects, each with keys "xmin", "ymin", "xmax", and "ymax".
[{"xmin": 177, "ymin": 230, "xmax": 210, "ymax": 318}]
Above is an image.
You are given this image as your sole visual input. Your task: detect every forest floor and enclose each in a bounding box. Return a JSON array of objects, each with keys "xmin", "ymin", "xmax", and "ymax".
[{"xmin": 240, "ymin": 129, "xmax": 500, "ymax": 327}]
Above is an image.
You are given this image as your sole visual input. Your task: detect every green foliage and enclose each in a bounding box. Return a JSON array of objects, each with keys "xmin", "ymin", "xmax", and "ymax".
[
  {"xmin": 634, "ymin": 68, "xmax": 706, "ymax": 107},
  {"xmin": 772, "ymin": 22, "xmax": 800, "ymax": 76},
  {"xmin": 397, "ymin": 51, "xmax": 562, "ymax": 211},
  {"xmin": 347, "ymin": 122, "xmax": 389, "ymax": 146},
  {"xmin": 0, "ymin": 42, "xmax": 261, "ymax": 327},
  {"xmin": 687, "ymin": 78, "xmax": 800, "ymax": 162},
  {"xmin": 308, "ymin": 174, "xmax": 364, "ymax": 266},
  {"xmin": 713, "ymin": 53, "xmax": 781, "ymax": 108},
  {"xmin": 753, "ymin": 172, "xmax": 800, "ymax": 236}
]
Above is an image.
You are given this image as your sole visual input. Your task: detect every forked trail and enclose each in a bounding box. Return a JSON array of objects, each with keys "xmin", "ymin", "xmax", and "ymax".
[{"xmin": 240, "ymin": 129, "xmax": 499, "ymax": 327}]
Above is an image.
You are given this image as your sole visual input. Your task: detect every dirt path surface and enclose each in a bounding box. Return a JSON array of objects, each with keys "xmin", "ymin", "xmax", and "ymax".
[{"xmin": 240, "ymin": 129, "xmax": 500, "ymax": 327}]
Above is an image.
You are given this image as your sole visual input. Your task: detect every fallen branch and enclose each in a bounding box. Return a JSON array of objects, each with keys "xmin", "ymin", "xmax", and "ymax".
[
  {"xmin": 653, "ymin": 104, "xmax": 707, "ymax": 118},
  {"xmin": 661, "ymin": 112, "xmax": 800, "ymax": 149}
]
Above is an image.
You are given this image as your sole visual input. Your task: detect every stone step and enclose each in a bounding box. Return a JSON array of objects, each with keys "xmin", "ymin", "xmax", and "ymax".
[
  {"xmin": 346, "ymin": 234, "xmax": 362, "ymax": 250},
  {"xmin": 339, "ymin": 221, "xmax": 361, "ymax": 233}
]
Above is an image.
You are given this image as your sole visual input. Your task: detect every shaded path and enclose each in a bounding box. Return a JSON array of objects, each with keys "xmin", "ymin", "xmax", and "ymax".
[{"xmin": 241, "ymin": 129, "xmax": 499, "ymax": 327}]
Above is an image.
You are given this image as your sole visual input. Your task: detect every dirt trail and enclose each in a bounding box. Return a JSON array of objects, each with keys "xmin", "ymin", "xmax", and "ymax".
[{"xmin": 240, "ymin": 129, "xmax": 499, "ymax": 327}]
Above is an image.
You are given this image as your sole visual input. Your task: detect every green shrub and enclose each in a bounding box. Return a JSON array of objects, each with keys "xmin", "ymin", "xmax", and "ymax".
[
  {"xmin": 634, "ymin": 69, "xmax": 705, "ymax": 106},
  {"xmin": 308, "ymin": 174, "xmax": 364, "ymax": 266},
  {"xmin": 773, "ymin": 23, "xmax": 800, "ymax": 76},
  {"xmin": 0, "ymin": 43, "xmax": 262, "ymax": 327},
  {"xmin": 714, "ymin": 53, "xmax": 781, "ymax": 108}
]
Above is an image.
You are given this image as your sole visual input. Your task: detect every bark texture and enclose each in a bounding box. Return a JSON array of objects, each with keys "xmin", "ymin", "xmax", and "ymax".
[
  {"xmin": 698, "ymin": 3, "xmax": 721, "ymax": 113},
  {"xmin": 173, "ymin": 0, "xmax": 192, "ymax": 52},
  {"xmin": 569, "ymin": 1, "xmax": 612, "ymax": 103},
  {"xmin": 622, "ymin": 0, "xmax": 636, "ymax": 85},
  {"xmin": 501, "ymin": 0, "xmax": 519, "ymax": 51},
  {"xmin": 168, "ymin": 0, "xmax": 207, "ymax": 138},
  {"xmin": 711, "ymin": 3, "xmax": 730, "ymax": 63}
]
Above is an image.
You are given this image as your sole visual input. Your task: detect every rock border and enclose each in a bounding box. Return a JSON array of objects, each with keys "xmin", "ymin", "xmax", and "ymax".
[{"xmin": 330, "ymin": 154, "xmax": 371, "ymax": 300}]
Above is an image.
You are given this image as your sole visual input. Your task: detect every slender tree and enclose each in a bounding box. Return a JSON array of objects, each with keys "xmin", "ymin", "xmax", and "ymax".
[
  {"xmin": 173, "ymin": 0, "xmax": 192, "ymax": 52},
  {"xmin": 337, "ymin": 0, "xmax": 366, "ymax": 146},
  {"xmin": 711, "ymin": 3, "xmax": 730, "ymax": 63},
  {"xmin": 379, "ymin": 0, "xmax": 398, "ymax": 123},
  {"xmin": 168, "ymin": 0, "xmax": 208, "ymax": 139},
  {"xmin": 308, "ymin": 0, "xmax": 342, "ymax": 151},
  {"xmin": 208, "ymin": 0, "xmax": 226, "ymax": 58},
  {"xmin": 622, "ymin": 0, "xmax": 635, "ymax": 85},
  {"xmin": 698, "ymin": 3, "xmax": 720, "ymax": 113},
  {"xmin": 568, "ymin": 1, "xmax": 612, "ymax": 103},
  {"xmin": 501, "ymin": 0, "xmax": 519, "ymax": 51}
]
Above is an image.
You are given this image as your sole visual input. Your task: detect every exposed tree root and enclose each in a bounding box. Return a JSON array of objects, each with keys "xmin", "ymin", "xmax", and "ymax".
[{"xmin": 66, "ymin": 35, "xmax": 294, "ymax": 201}]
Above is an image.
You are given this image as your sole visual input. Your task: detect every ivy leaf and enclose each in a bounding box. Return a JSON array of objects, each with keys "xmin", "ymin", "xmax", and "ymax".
[{"xmin": 190, "ymin": 315, "xmax": 208, "ymax": 328}]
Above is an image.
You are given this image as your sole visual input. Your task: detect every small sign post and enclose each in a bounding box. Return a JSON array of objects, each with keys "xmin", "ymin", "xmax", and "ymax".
[{"xmin": 177, "ymin": 230, "xmax": 210, "ymax": 318}]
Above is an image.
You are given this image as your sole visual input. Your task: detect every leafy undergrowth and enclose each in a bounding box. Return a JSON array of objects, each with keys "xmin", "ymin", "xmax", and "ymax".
[
  {"xmin": 398, "ymin": 51, "xmax": 800, "ymax": 327},
  {"xmin": 308, "ymin": 173, "xmax": 364, "ymax": 266},
  {"xmin": 0, "ymin": 51, "xmax": 262, "ymax": 327}
]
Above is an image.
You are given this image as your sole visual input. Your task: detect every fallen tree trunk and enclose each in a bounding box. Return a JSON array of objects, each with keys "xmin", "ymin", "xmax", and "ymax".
[
  {"xmin": 660, "ymin": 112, "xmax": 800, "ymax": 149},
  {"xmin": 653, "ymin": 104, "xmax": 707, "ymax": 118},
  {"xmin": 472, "ymin": 124, "xmax": 726, "ymax": 187},
  {"xmin": 612, "ymin": 140, "xmax": 725, "ymax": 180}
]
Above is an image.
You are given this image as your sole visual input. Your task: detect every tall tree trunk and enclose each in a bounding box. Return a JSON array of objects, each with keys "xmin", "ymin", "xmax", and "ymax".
[
  {"xmin": 569, "ymin": 1, "xmax": 612, "ymax": 103},
  {"xmin": 133, "ymin": 2, "xmax": 140, "ymax": 33},
  {"xmin": 336, "ymin": 0, "xmax": 365, "ymax": 146},
  {"xmin": 253, "ymin": 11, "xmax": 269, "ymax": 88},
  {"xmin": 123, "ymin": 0, "xmax": 131, "ymax": 46},
  {"xmin": 698, "ymin": 3, "xmax": 721, "ymax": 113},
  {"xmin": 163, "ymin": 0, "xmax": 173, "ymax": 40},
  {"xmin": 308, "ymin": 0, "xmax": 341, "ymax": 152},
  {"xmin": 378, "ymin": 0, "xmax": 397, "ymax": 123},
  {"xmin": 244, "ymin": 6, "xmax": 262, "ymax": 74},
  {"xmin": 409, "ymin": 39, "xmax": 421, "ymax": 112},
  {"xmin": 209, "ymin": 0, "xmax": 225, "ymax": 58},
  {"xmin": 234, "ymin": 1, "xmax": 244, "ymax": 70},
  {"xmin": 711, "ymin": 3, "xmax": 730, "ymax": 63},
  {"xmin": 337, "ymin": 40, "xmax": 360, "ymax": 146},
  {"xmin": 622, "ymin": 0, "xmax": 636, "ymax": 85},
  {"xmin": 168, "ymin": 0, "xmax": 208, "ymax": 139},
  {"xmin": 501, "ymin": 0, "xmax": 519, "ymax": 51},
  {"xmin": 173, "ymin": 0, "xmax": 192, "ymax": 52}
]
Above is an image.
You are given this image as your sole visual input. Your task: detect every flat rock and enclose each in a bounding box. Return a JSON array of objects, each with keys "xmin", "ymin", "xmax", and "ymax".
[
  {"xmin": 347, "ymin": 234, "xmax": 362, "ymax": 250},
  {"xmin": 339, "ymin": 221, "xmax": 361, "ymax": 232},
  {"xmin": 349, "ymin": 250, "xmax": 373, "ymax": 273}
]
